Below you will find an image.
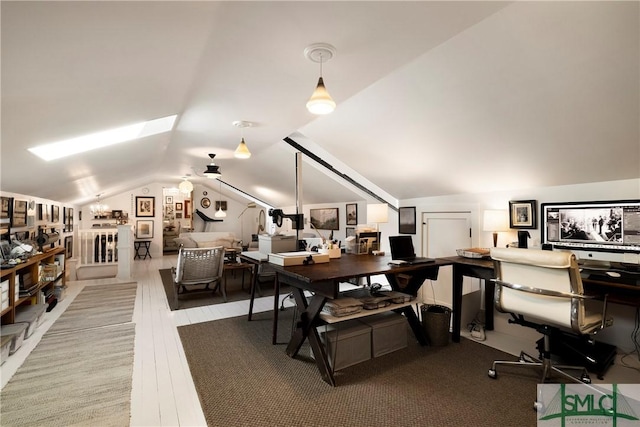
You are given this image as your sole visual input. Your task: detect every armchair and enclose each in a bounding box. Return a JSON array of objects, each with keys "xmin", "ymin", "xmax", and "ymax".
[
  {"xmin": 171, "ymin": 246, "xmax": 226, "ymax": 309},
  {"xmin": 488, "ymin": 248, "xmax": 613, "ymax": 384}
]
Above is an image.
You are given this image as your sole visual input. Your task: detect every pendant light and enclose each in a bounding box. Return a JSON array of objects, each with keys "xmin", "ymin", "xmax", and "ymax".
[
  {"xmin": 203, "ymin": 153, "xmax": 221, "ymax": 179},
  {"xmin": 178, "ymin": 175, "xmax": 194, "ymax": 194},
  {"xmin": 233, "ymin": 121, "xmax": 252, "ymax": 159},
  {"xmin": 215, "ymin": 179, "xmax": 226, "ymax": 218},
  {"xmin": 304, "ymin": 43, "xmax": 337, "ymax": 115}
]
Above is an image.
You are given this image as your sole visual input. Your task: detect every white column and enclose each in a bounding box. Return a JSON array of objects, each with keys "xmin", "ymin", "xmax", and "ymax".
[{"xmin": 116, "ymin": 224, "xmax": 134, "ymax": 280}]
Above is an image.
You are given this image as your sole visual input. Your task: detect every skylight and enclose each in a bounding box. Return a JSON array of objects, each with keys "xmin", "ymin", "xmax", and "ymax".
[{"xmin": 28, "ymin": 115, "xmax": 177, "ymax": 161}]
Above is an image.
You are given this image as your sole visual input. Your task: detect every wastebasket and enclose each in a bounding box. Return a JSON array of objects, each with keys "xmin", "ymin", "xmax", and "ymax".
[{"xmin": 421, "ymin": 304, "xmax": 451, "ymax": 346}]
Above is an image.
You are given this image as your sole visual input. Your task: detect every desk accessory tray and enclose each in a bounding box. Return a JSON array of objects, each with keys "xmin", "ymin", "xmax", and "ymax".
[{"xmin": 456, "ymin": 248, "xmax": 490, "ymax": 259}]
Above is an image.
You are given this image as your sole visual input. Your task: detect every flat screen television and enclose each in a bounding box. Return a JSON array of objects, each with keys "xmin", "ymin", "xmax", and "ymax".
[{"xmin": 541, "ymin": 199, "xmax": 640, "ymax": 266}]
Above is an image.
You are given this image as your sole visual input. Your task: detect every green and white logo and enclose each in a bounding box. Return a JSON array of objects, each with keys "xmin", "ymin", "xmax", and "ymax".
[{"xmin": 538, "ymin": 384, "xmax": 640, "ymax": 426}]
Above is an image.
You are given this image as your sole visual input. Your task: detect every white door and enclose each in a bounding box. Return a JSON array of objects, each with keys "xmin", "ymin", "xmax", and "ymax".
[{"xmin": 420, "ymin": 211, "xmax": 480, "ymax": 306}]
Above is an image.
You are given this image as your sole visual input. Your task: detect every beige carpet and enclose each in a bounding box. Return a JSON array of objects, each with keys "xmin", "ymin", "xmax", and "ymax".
[
  {"xmin": 178, "ymin": 309, "xmax": 540, "ymax": 427},
  {"xmin": 0, "ymin": 282, "xmax": 137, "ymax": 426}
]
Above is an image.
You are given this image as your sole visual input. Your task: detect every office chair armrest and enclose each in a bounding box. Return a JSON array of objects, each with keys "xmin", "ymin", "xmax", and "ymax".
[{"xmin": 493, "ymin": 279, "xmax": 597, "ymax": 300}]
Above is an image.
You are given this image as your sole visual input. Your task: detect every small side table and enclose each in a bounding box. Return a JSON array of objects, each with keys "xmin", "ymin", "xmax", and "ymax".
[{"xmin": 134, "ymin": 240, "xmax": 152, "ymax": 260}]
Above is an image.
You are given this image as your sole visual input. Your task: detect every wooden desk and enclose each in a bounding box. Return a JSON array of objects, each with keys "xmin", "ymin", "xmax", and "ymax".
[
  {"xmin": 269, "ymin": 254, "xmax": 448, "ymax": 386},
  {"xmin": 440, "ymin": 256, "xmax": 640, "ymax": 343}
]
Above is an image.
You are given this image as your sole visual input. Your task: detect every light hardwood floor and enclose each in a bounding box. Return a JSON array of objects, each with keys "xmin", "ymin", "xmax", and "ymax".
[{"xmin": 2, "ymin": 254, "xmax": 640, "ymax": 426}]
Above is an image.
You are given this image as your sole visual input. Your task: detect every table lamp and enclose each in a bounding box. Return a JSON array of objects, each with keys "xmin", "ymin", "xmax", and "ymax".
[
  {"xmin": 483, "ymin": 209, "xmax": 510, "ymax": 248},
  {"xmin": 367, "ymin": 203, "xmax": 389, "ymax": 252}
]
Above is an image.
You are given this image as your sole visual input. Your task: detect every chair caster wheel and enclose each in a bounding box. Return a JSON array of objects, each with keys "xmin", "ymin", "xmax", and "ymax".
[
  {"xmin": 488, "ymin": 369, "xmax": 497, "ymax": 379},
  {"xmin": 580, "ymin": 374, "xmax": 591, "ymax": 384}
]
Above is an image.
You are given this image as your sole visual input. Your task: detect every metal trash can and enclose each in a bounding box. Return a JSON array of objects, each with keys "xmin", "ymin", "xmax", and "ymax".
[{"xmin": 421, "ymin": 304, "xmax": 451, "ymax": 346}]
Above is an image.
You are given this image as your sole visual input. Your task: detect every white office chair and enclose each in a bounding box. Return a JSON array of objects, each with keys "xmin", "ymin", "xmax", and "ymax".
[{"xmin": 488, "ymin": 247, "xmax": 613, "ymax": 384}]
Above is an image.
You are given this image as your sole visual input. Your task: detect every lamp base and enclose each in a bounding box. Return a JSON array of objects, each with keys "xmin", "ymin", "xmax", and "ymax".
[{"xmin": 492, "ymin": 232, "xmax": 498, "ymax": 248}]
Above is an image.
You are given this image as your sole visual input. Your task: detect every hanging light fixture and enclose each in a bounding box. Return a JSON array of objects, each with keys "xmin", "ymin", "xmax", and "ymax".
[
  {"xmin": 90, "ymin": 194, "xmax": 108, "ymax": 218},
  {"xmin": 215, "ymin": 179, "xmax": 227, "ymax": 218},
  {"xmin": 203, "ymin": 153, "xmax": 221, "ymax": 179},
  {"xmin": 178, "ymin": 175, "xmax": 194, "ymax": 194},
  {"xmin": 304, "ymin": 43, "xmax": 337, "ymax": 115},
  {"xmin": 233, "ymin": 121, "xmax": 252, "ymax": 159}
]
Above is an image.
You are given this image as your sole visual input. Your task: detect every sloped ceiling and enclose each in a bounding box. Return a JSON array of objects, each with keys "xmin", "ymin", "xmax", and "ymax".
[{"xmin": 2, "ymin": 1, "xmax": 638, "ymax": 208}]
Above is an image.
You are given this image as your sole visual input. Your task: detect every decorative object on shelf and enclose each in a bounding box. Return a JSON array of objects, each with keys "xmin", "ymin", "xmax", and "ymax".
[
  {"xmin": 483, "ymin": 209, "xmax": 510, "ymax": 247},
  {"xmin": 200, "ymin": 198, "xmax": 211, "ymax": 209},
  {"xmin": 136, "ymin": 220, "xmax": 154, "ymax": 239},
  {"xmin": 178, "ymin": 175, "xmax": 194, "ymax": 195},
  {"xmin": 90, "ymin": 194, "xmax": 108, "ymax": 218},
  {"xmin": 135, "ymin": 196, "xmax": 155, "ymax": 217},
  {"xmin": 165, "ymin": 196, "xmax": 173, "ymax": 204},
  {"xmin": 12, "ymin": 200, "xmax": 27, "ymax": 227},
  {"xmin": 509, "ymin": 200, "xmax": 537, "ymax": 229},
  {"xmin": 310, "ymin": 207, "xmax": 339, "ymax": 230},
  {"xmin": 233, "ymin": 120, "xmax": 252, "ymax": 159},
  {"xmin": 346, "ymin": 203, "xmax": 357, "ymax": 226},
  {"xmin": 399, "ymin": 206, "xmax": 416, "ymax": 234},
  {"xmin": 215, "ymin": 179, "xmax": 226, "ymax": 218},
  {"xmin": 304, "ymin": 43, "xmax": 337, "ymax": 115},
  {"xmin": 203, "ymin": 153, "xmax": 222, "ymax": 179}
]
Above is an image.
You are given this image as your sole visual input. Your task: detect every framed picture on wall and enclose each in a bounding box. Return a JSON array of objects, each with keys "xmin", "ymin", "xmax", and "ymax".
[
  {"xmin": 136, "ymin": 220, "xmax": 154, "ymax": 239},
  {"xmin": 51, "ymin": 205, "xmax": 60, "ymax": 223},
  {"xmin": 165, "ymin": 196, "xmax": 173, "ymax": 204},
  {"xmin": 1, "ymin": 197, "xmax": 11, "ymax": 219},
  {"xmin": 509, "ymin": 200, "xmax": 537, "ymax": 229},
  {"xmin": 136, "ymin": 196, "xmax": 155, "ymax": 217},
  {"xmin": 346, "ymin": 227, "xmax": 356, "ymax": 238},
  {"xmin": 64, "ymin": 235, "xmax": 73, "ymax": 259},
  {"xmin": 398, "ymin": 206, "xmax": 416, "ymax": 234},
  {"xmin": 184, "ymin": 200, "xmax": 191, "ymax": 218},
  {"xmin": 175, "ymin": 202, "xmax": 183, "ymax": 211},
  {"xmin": 346, "ymin": 203, "xmax": 357, "ymax": 225},
  {"xmin": 310, "ymin": 208, "xmax": 339, "ymax": 230},
  {"xmin": 12, "ymin": 199, "xmax": 27, "ymax": 227}
]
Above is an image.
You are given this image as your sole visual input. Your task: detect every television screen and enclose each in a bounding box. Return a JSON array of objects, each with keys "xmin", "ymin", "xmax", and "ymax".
[{"xmin": 541, "ymin": 199, "xmax": 640, "ymax": 264}]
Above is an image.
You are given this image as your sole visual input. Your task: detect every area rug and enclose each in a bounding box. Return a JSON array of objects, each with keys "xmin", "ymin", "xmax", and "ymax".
[
  {"xmin": 0, "ymin": 282, "xmax": 138, "ymax": 426},
  {"xmin": 46, "ymin": 281, "xmax": 137, "ymax": 334},
  {"xmin": 160, "ymin": 268, "xmax": 284, "ymax": 311},
  {"xmin": 178, "ymin": 309, "xmax": 539, "ymax": 427}
]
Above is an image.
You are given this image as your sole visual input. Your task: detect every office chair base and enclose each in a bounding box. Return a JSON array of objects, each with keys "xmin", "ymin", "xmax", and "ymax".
[{"xmin": 488, "ymin": 351, "xmax": 591, "ymax": 384}]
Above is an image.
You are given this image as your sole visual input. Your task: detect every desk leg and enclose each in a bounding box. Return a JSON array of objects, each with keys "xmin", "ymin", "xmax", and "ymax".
[
  {"xmin": 452, "ymin": 264, "xmax": 464, "ymax": 343},
  {"xmin": 247, "ymin": 263, "xmax": 259, "ymax": 322},
  {"xmin": 398, "ymin": 306, "xmax": 428, "ymax": 346},
  {"xmin": 286, "ymin": 290, "xmax": 335, "ymax": 386},
  {"xmin": 272, "ymin": 274, "xmax": 281, "ymax": 345},
  {"xmin": 484, "ymin": 279, "xmax": 494, "ymax": 331}
]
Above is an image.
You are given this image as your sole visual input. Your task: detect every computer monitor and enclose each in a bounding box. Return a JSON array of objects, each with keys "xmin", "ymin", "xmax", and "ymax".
[{"xmin": 541, "ymin": 199, "xmax": 640, "ymax": 266}]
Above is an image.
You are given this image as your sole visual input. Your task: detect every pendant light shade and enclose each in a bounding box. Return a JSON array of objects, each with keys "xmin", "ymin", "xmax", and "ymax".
[
  {"xmin": 306, "ymin": 77, "xmax": 336, "ymax": 115},
  {"xmin": 203, "ymin": 153, "xmax": 221, "ymax": 179},
  {"xmin": 178, "ymin": 176, "xmax": 193, "ymax": 194},
  {"xmin": 215, "ymin": 179, "xmax": 227, "ymax": 218},
  {"xmin": 234, "ymin": 138, "xmax": 251, "ymax": 159},
  {"xmin": 304, "ymin": 43, "xmax": 337, "ymax": 115},
  {"xmin": 233, "ymin": 121, "xmax": 253, "ymax": 159}
]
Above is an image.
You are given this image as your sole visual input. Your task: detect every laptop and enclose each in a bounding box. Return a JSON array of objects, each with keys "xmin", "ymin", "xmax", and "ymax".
[{"xmin": 388, "ymin": 236, "xmax": 435, "ymax": 265}]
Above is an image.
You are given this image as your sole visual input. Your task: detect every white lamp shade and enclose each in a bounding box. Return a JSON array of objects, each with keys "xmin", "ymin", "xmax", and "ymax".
[
  {"xmin": 214, "ymin": 208, "xmax": 227, "ymax": 218},
  {"xmin": 234, "ymin": 138, "xmax": 251, "ymax": 159},
  {"xmin": 178, "ymin": 179, "xmax": 193, "ymax": 194},
  {"xmin": 367, "ymin": 203, "xmax": 389, "ymax": 224},
  {"xmin": 306, "ymin": 77, "xmax": 336, "ymax": 115},
  {"xmin": 483, "ymin": 210, "xmax": 509, "ymax": 232}
]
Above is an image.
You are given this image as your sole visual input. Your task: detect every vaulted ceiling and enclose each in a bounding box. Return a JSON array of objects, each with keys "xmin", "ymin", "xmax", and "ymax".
[{"xmin": 2, "ymin": 1, "xmax": 638, "ymax": 208}]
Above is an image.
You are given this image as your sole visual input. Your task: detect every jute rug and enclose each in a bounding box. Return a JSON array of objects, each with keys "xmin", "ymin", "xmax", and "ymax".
[
  {"xmin": 47, "ymin": 281, "xmax": 137, "ymax": 334},
  {"xmin": 0, "ymin": 282, "xmax": 137, "ymax": 427},
  {"xmin": 160, "ymin": 268, "xmax": 285, "ymax": 311},
  {"xmin": 178, "ymin": 309, "xmax": 539, "ymax": 427}
]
